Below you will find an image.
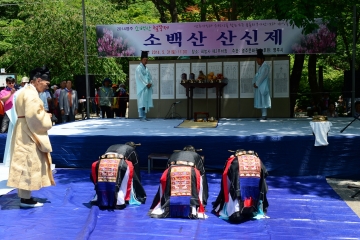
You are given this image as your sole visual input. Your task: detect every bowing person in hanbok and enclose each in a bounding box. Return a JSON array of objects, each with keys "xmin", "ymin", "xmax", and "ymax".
[
  {"xmin": 212, "ymin": 150, "xmax": 269, "ymax": 223},
  {"xmin": 7, "ymin": 69, "xmax": 55, "ymax": 208},
  {"xmin": 252, "ymin": 49, "xmax": 271, "ymax": 120},
  {"xmin": 135, "ymin": 50, "xmax": 153, "ymax": 121},
  {"xmin": 149, "ymin": 145, "xmax": 208, "ymax": 219}
]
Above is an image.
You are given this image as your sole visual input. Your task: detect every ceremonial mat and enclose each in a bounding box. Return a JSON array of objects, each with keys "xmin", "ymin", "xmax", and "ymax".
[{"xmin": 175, "ymin": 120, "xmax": 218, "ymax": 128}]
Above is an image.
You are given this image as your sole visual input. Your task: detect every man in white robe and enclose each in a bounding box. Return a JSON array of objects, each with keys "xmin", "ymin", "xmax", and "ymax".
[
  {"xmin": 135, "ymin": 51, "xmax": 153, "ymax": 121},
  {"xmin": 252, "ymin": 49, "xmax": 271, "ymax": 120}
]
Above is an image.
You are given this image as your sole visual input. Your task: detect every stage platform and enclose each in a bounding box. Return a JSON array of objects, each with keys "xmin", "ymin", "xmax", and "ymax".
[
  {"xmin": 1, "ymin": 117, "xmax": 360, "ymax": 179},
  {"xmin": 1, "ymin": 118, "xmax": 360, "ymax": 239}
]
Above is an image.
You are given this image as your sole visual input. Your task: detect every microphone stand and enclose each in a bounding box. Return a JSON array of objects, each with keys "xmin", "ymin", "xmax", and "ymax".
[
  {"xmin": 165, "ymin": 102, "xmax": 182, "ymax": 119},
  {"xmin": 340, "ymin": 114, "xmax": 360, "ymax": 133}
]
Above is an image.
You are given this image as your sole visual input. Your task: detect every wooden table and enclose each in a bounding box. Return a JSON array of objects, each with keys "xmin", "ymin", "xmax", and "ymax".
[{"xmin": 180, "ymin": 82, "xmax": 228, "ymax": 120}]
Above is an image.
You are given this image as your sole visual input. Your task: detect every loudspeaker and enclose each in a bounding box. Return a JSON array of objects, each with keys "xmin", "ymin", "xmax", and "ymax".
[
  {"xmin": 74, "ymin": 75, "xmax": 95, "ymax": 98},
  {"xmin": 343, "ymin": 70, "xmax": 360, "ymax": 98}
]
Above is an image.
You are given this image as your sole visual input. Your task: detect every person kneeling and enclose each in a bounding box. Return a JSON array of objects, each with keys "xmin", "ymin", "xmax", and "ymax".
[
  {"xmin": 149, "ymin": 145, "xmax": 208, "ymax": 219},
  {"xmin": 90, "ymin": 145, "xmax": 146, "ymax": 210},
  {"xmin": 212, "ymin": 149, "xmax": 269, "ymax": 222}
]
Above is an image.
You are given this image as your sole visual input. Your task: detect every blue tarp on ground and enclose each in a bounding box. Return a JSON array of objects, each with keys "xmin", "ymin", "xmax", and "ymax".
[{"xmin": 0, "ymin": 169, "xmax": 359, "ymax": 240}]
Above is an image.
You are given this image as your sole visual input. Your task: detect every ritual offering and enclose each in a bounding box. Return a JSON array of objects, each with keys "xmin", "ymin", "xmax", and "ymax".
[
  {"xmin": 181, "ymin": 73, "xmax": 187, "ymax": 83},
  {"xmin": 188, "ymin": 73, "xmax": 195, "ymax": 82},
  {"xmin": 207, "ymin": 72, "xmax": 217, "ymax": 83},
  {"xmin": 216, "ymin": 73, "xmax": 224, "ymax": 83},
  {"xmin": 312, "ymin": 115, "xmax": 328, "ymax": 122},
  {"xmin": 208, "ymin": 117, "xmax": 216, "ymax": 122},
  {"xmin": 197, "ymin": 71, "xmax": 206, "ymax": 83}
]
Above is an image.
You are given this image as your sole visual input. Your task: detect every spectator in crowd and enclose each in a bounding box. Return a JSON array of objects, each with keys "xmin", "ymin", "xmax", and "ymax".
[
  {"xmin": 54, "ymin": 80, "xmax": 66, "ymax": 123},
  {"xmin": 98, "ymin": 78, "xmax": 113, "ymax": 118},
  {"xmin": 118, "ymin": 84, "xmax": 128, "ymax": 118},
  {"xmin": 59, "ymin": 80, "xmax": 78, "ymax": 123},
  {"xmin": 112, "ymin": 84, "xmax": 120, "ymax": 118},
  {"xmin": 19, "ymin": 77, "xmax": 29, "ymax": 89},
  {"xmin": 39, "ymin": 84, "xmax": 51, "ymax": 112},
  {"xmin": 95, "ymin": 87, "xmax": 100, "ymax": 117},
  {"xmin": 355, "ymin": 101, "xmax": 360, "ymax": 115},
  {"xmin": 0, "ymin": 77, "xmax": 17, "ymax": 133},
  {"xmin": 325, "ymin": 103, "xmax": 338, "ymax": 117}
]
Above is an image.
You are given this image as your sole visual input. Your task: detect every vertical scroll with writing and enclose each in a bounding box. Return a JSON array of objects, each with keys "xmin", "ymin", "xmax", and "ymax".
[
  {"xmin": 176, "ymin": 63, "xmax": 190, "ymax": 99},
  {"xmin": 147, "ymin": 64, "xmax": 159, "ymax": 99},
  {"xmin": 207, "ymin": 62, "xmax": 222, "ymax": 99},
  {"xmin": 240, "ymin": 61, "xmax": 255, "ymax": 98},
  {"xmin": 273, "ymin": 60, "xmax": 289, "ymax": 98},
  {"xmin": 191, "ymin": 62, "xmax": 206, "ymax": 99},
  {"xmin": 223, "ymin": 62, "xmax": 239, "ymax": 98},
  {"xmin": 160, "ymin": 63, "xmax": 175, "ymax": 99},
  {"xmin": 129, "ymin": 64, "xmax": 137, "ymax": 100}
]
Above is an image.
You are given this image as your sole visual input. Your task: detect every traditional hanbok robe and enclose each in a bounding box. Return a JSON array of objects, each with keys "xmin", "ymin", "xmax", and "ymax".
[
  {"xmin": 91, "ymin": 152, "xmax": 146, "ymax": 209},
  {"xmin": 212, "ymin": 150, "xmax": 269, "ymax": 222},
  {"xmin": 135, "ymin": 63, "xmax": 153, "ymax": 113},
  {"xmin": 7, "ymin": 84, "xmax": 55, "ymax": 190},
  {"xmin": 149, "ymin": 150, "xmax": 208, "ymax": 219},
  {"xmin": 252, "ymin": 62, "xmax": 271, "ymax": 109}
]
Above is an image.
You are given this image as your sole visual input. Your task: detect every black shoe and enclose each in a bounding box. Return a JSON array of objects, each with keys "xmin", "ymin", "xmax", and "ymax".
[
  {"xmin": 20, "ymin": 198, "xmax": 44, "ymax": 208},
  {"xmin": 257, "ymin": 117, "xmax": 267, "ymax": 120}
]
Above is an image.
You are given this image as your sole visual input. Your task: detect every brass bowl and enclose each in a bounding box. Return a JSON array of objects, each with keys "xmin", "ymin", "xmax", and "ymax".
[
  {"xmin": 196, "ymin": 118, "xmax": 204, "ymax": 122},
  {"xmin": 208, "ymin": 117, "xmax": 216, "ymax": 122},
  {"xmin": 312, "ymin": 115, "xmax": 328, "ymax": 122}
]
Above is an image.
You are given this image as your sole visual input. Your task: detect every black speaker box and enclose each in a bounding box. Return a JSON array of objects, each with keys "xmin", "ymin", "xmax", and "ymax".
[
  {"xmin": 74, "ymin": 75, "xmax": 95, "ymax": 98},
  {"xmin": 343, "ymin": 70, "xmax": 360, "ymax": 98}
]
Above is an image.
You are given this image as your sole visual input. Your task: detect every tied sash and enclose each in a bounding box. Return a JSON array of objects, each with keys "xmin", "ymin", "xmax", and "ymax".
[
  {"xmin": 96, "ymin": 159, "xmax": 121, "ymax": 207},
  {"xmin": 238, "ymin": 154, "xmax": 261, "ymax": 207},
  {"xmin": 169, "ymin": 166, "xmax": 192, "ymax": 217}
]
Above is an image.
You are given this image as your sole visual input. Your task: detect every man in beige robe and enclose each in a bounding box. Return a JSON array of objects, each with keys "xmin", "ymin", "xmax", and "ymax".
[{"xmin": 7, "ymin": 71, "xmax": 55, "ymax": 208}]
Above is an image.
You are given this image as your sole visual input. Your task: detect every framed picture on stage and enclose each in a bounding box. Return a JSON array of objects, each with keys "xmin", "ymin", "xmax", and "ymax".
[
  {"xmin": 273, "ymin": 60, "xmax": 289, "ymax": 98},
  {"xmin": 207, "ymin": 62, "xmax": 222, "ymax": 99},
  {"xmin": 147, "ymin": 64, "xmax": 159, "ymax": 100},
  {"xmin": 160, "ymin": 63, "xmax": 175, "ymax": 99},
  {"xmin": 129, "ymin": 64, "xmax": 137, "ymax": 100},
  {"xmin": 239, "ymin": 61, "xmax": 255, "ymax": 98},
  {"xmin": 223, "ymin": 62, "xmax": 239, "ymax": 98}
]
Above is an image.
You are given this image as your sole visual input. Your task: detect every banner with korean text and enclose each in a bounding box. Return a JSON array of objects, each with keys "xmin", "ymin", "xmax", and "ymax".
[{"xmin": 96, "ymin": 20, "xmax": 336, "ymax": 57}]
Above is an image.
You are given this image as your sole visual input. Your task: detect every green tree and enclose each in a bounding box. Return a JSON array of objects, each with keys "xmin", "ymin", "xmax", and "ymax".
[{"xmin": 3, "ymin": 0, "xmax": 129, "ymax": 85}]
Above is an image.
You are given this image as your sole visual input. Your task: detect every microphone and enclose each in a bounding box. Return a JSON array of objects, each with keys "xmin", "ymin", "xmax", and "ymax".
[{"xmin": 174, "ymin": 101, "xmax": 181, "ymax": 104}]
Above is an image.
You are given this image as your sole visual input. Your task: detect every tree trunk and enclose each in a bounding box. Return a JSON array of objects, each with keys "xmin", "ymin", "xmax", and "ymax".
[
  {"xmin": 151, "ymin": 0, "xmax": 168, "ymax": 23},
  {"xmin": 211, "ymin": 3, "xmax": 221, "ymax": 21},
  {"xmin": 200, "ymin": 0, "xmax": 207, "ymax": 22},
  {"xmin": 169, "ymin": 0, "xmax": 177, "ymax": 23},
  {"xmin": 289, "ymin": 54, "xmax": 305, "ymax": 117},
  {"xmin": 230, "ymin": 0, "xmax": 237, "ymax": 20},
  {"xmin": 308, "ymin": 54, "xmax": 320, "ymax": 107}
]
